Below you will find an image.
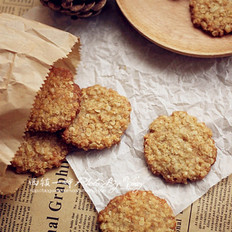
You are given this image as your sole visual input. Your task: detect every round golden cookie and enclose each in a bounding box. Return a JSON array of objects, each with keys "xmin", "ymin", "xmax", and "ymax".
[
  {"xmin": 11, "ymin": 132, "xmax": 70, "ymax": 176},
  {"xmin": 63, "ymin": 84, "xmax": 131, "ymax": 150},
  {"xmin": 190, "ymin": 0, "xmax": 232, "ymax": 37},
  {"xmin": 98, "ymin": 190, "xmax": 176, "ymax": 232},
  {"xmin": 144, "ymin": 111, "xmax": 217, "ymax": 184},
  {"xmin": 26, "ymin": 66, "xmax": 81, "ymax": 132}
]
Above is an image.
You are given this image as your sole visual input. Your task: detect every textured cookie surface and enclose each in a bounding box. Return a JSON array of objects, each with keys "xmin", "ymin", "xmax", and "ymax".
[
  {"xmin": 11, "ymin": 132, "xmax": 69, "ymax": 176},
  {"xmin": 63, "ymin": 84, "xmax": 131, "ymax": 150},
  {"xmin": 26, "ymin": 66, "xmax": 81, "ymax": 132},
  {"xmin": 190, "ymin": 0, "xmax": 232, "ymax": 37},
  {"xmin": 144, "ymin": 111, "xmax": 217, "ymax": 184},
  {"xmin": 98, "ymin": 190, "xmax": 176, "ymax": 232}
]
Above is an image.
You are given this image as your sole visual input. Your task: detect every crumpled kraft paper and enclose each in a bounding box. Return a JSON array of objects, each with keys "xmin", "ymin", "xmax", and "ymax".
[
  {"xmin": 0, "ymin": 13, "xmax": 80, "ymax": 194},
  {"xmin": 21, "ymin": 3, "xmax": 232, "ymax": 215}
]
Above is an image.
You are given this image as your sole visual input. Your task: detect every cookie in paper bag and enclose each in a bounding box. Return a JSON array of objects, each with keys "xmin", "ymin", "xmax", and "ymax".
[
  {"xmin": 144, "ymin": 111, "xmax": 217, "ymax": 184},
  {"xmin": 26, "ymin": 66, "xmax": 81, "ymax": 132},
  {"xmin": 63, "ymin": 84, "xmax": 131, "ymax": 150},
  {"xmin": 11, "ymin": 131, "xmax": 70, "ymax": 176},
  {"xmin": 98, "ymin": 190, "xmax": 176, "ymax": 232}
]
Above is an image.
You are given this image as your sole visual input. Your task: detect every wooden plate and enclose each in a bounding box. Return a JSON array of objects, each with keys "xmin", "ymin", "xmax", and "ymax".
[{"xmin": 116, "ymin": 0, "xmax": 232, "ymax": 58}]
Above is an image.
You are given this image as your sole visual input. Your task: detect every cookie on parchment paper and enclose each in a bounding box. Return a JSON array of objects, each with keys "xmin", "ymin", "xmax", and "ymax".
[
  {"xmin": 63, "ymin": 84, "xmax": 131, "ymax": 150},
  {"xmin": 190, "ymin": 0, "xmax": 232, "ymax": 37},
  {"xmin": 11, "ymin": 131, "xmax": 70, "ymax": 176},
  {"xmin": 26, "ymin": 66, "xmax": 81, "ymax": 132},
  {"xmin": 144, "ymin": 111, "xmax": 217, "ymax": 184},
  {"xmin": 98, "ymin": 190, "xmax": 176, "ymax": 232}
]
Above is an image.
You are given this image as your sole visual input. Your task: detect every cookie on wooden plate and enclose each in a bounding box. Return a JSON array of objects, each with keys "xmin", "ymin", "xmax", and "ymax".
[
  {"xmin": 190, "ymin": 0, "xmax": 232, "ymax": 37},
  {"xmin": 144, "ymin": 111, "xmax": 217, "ymax": 184},
  {"xmin": 26, "ymin": 66, "xmax": 81, "ymax": 132},
  {"xmin": 98, "ymin": 190, "xmax": 176, "ymax": 232},
  {"xmin": 63, "ymin": 84, "xmax": 131, "ymax": 150},
  {"xmin": 11, "ymin": 131, "xmax": 70, "ymax": 176}
]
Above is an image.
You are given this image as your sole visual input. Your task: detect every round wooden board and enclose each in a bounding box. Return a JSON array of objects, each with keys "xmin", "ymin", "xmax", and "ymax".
[{"xmin": 116, "ymin": 0, "xmax": 232, "ymax": 58}]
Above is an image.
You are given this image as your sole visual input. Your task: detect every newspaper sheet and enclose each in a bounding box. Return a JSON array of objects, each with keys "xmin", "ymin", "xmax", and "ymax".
[
  {"xmin": 0, "ymin": 161, "xmax": 231, "ymax": 231},
  {"xmin": 176, "ymin": 175, "xmax": 232, "ymax": 232},
  {"xmin": 0, "ymin": 1, "xmax": 231, "ymax": 232},
  {"xmin": 0, "ymin": 0, "xmax": 39, "ymax": 16},
  {"xmin": 0, "ymin": 161, "xmax": 99, "ymax": 232}
]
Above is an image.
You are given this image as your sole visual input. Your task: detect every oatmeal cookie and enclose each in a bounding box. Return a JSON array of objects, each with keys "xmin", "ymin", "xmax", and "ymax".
[
  {"xmin": 11, "ymin": 132, "xmax": 70, "ymax": 176},
  {"xmin": 144, "ymin": 111, "xmax": 217, "ymax": 184},
  {"xmin": 63, "ymin": 84, "xmax": 131, "ymax": 150},
  {"xmin": 190, "ymin": 0, "xmax": 232, "ymax": 37},
  {"xmin": 26, "ymin": 66, "xmax": 81, "ymax": 132},
  {"xmin": 98, "ymin": 190, "xmax": 176, "ymax": 232}
]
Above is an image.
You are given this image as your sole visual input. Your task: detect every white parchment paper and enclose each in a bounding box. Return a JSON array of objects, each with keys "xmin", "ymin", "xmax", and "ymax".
[{"xmin": 25, "ymin": 1, "xmax": 232, "ymax": 215}]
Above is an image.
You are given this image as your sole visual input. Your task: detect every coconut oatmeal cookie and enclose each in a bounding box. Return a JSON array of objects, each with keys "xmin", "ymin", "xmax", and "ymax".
[
  {"xmin": 11, "ymin": 132, "xmax": 70, "ymax": 176},
  {"xmin": 144, "ymin": 111, "xmax": 217, "ymax": 184},
  {"xmin": 98, "ymin": 190, "xmax": 176, "ymax": 232},
  {"xmin": 26, "ymin": 66, "xmax": 81, "ymax": 132},
  {"xmin": 63, "ymin": 84, "xmax": 131, "ymax": 150},
  {"xmin": 190, "ymin": 0, "xmax": 232, "ymax": 37}
]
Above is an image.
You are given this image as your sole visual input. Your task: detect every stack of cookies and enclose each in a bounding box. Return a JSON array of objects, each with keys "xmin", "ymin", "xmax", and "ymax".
[
  {"xmin": 11, "ymin": 67, "xmax": 132, "ymax": 176},
  {"xmin": 11, "ymin": 67, "xmax": 81, "ymax": 176}
]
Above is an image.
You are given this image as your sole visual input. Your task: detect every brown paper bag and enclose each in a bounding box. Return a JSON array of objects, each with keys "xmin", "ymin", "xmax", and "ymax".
[{"xmin": 0, "ymin": 13, "xmax": 81, "ymax": 194}]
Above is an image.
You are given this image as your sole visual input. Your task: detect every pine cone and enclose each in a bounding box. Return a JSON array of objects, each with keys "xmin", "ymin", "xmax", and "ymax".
[{"xmin": 40, "ymin": 0, "xmax": 107, "ymax": 18}]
